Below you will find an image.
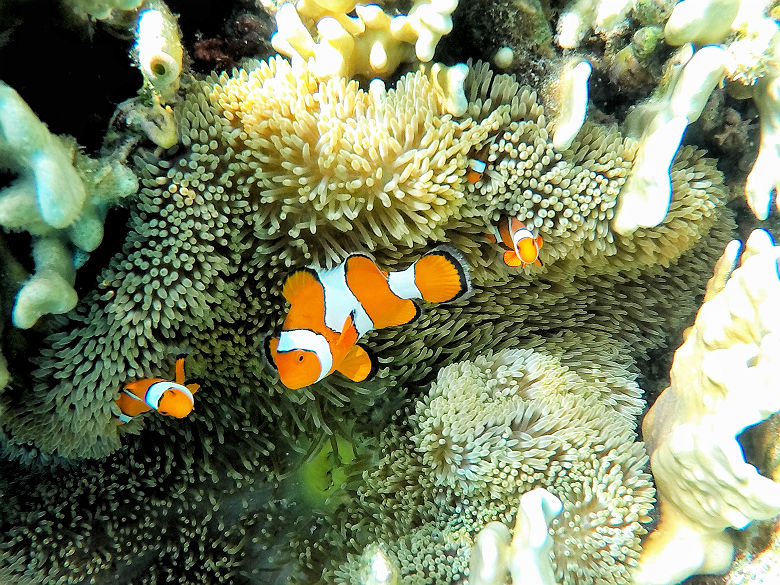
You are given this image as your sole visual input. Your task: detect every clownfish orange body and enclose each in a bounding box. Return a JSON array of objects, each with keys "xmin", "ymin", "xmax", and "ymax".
[
  {"xmin": 265, "ymin": 246, "xmax": 472, "ymax": 390},
  {"xmin": 486, "ymin": 216, "xmax": 544, "ymax": 268},
  {"xmin": 115, "ymin": 355, "xmax": 200, "ymax": 424}
]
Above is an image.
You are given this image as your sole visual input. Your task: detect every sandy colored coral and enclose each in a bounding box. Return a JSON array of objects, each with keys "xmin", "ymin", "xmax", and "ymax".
[
  {"xmin": 269, "ymin": 0, "xmax": 458, "ymax": 79},
  {"xmin": 637, "ymin": 228, "xmax": 780, "ymax": 585}
]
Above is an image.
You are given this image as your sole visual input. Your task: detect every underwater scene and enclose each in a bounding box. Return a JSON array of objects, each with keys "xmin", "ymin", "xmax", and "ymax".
[{"xmin": 1, "ymin": 0, "xmax": 780, "ymax": 583}]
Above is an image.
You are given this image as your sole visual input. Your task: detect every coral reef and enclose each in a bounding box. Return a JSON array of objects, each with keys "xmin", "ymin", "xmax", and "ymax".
[
  {"xmin": 268, "ymin": 0, "xmax": 458, "ymax": 79},
  {"xmin": 0, "ymin": 52, "xmax": 731, "ymax": 462},
  {"xmin": 0, "ymin": 0, "xmax": 768, "ymax": 583},
  {"xmin": 637, "ymin": 228, "xmax": 780, "ymax": 585},
  {"xmin": 0, "ymin": 82, "xmax": 138, "ymax": 329}
]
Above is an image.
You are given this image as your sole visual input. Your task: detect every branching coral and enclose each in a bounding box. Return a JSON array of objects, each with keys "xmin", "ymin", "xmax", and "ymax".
[
  {"xmin": 614, "ymin": 0, "xmax": 780, "ymax": 227},
  {"xmin": 556, "ymin": 0, "xmax": 635, "ymax": 49},
  {"xmin": 268, "ymin": 0, "xmax": 458, "ymax": 79},
  {"xmin": 637, "ymin": 228, "xmax": 780, "ymax": 585},
  {"xmin": 0, "ymin": 82, "xmax": 138, "ymax": 329},
  {"xmin": 470, "ymin": 488, "xmax": 563, "ymax": 585}
]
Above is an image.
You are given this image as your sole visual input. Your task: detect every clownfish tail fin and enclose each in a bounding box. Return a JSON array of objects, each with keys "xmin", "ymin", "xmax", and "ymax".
[{"xmin": 413, "ymin": 245, "xmax": 472, "ymax": 304}]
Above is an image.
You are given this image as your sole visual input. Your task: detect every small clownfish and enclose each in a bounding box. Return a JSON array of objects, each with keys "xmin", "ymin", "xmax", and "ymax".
[
  {"xmin": 486, "ymin": 216, "xmax": 544, "ymax": 268},
  {"xmin": 265, "ymin": 245, "xmax": 472, "ymax": 390},
  {"xmin": 467, "ymin": 140, "xmax": 496, "ymax": 184},
  {"xmin": 467, "ymin": 159, "xmax": 487, "ymax": 183},
  {"xmin": 115, "ymin": 355, "xmax": 200, "ymax": 424}
]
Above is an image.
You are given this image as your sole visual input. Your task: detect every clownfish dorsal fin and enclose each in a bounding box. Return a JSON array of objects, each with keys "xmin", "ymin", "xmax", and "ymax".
[
  {"xmin": 282, "ymin": 269, "xmax": 319, "ymax": 304},
  {"xmin": 535, "ymin": 235, "xmax": 543, "ymax": 249},
  {"xmin": 336, "ymin": 311, "xmax": 359, "ymax": 351},
  {"xmin": 174, "ymin": 356, "xmax": 187, "ymax": 384},
  {"xmin": 337, "ymin": 344, "xmax": 377, "ymax": 383}
]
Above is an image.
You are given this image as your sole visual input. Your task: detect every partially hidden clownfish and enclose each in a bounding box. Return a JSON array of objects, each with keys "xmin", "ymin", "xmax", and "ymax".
[
  {"xmin": 265, "ymin": 246, "xmax": 472, "ymax": 390},
  {"xmin": 115, "ymin": 355, "xmax": 200, "ymax": 424},
  {"xmin": 467, "ymin": 158, "xmax": 487, "ymax": 184},
  {"xmin": 486, "ymin": 216, "xmax": 544, "ymax": 268},
  {"xmin": 466, "ymin": 140, "xmax": 496, "ymax": 184}
]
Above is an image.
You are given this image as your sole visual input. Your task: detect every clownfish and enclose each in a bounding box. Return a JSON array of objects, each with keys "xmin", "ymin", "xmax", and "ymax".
[
  {"xmin": 467, "ymin": 159, "xmax": 486, "ymax": 183},
  {"xmin": 467, "ymin": 139, "xmax": 495, "ymax": 184},
  {"xmin": 265, "ymin": 246, "xmax": 472, "ymax": 390},
  {"xmin": 486, "ymin": 216, "xmax": 544, "ymax": 268},
  {"xmin": 115, "ymin": 355, "xmax": 200, "ymax": 424}
]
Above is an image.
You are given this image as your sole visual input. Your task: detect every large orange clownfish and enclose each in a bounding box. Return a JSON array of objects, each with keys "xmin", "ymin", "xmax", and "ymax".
[
  {"xmin": 487, "ymin": 216, "xmax": 544, "ymax": 268},
  {"xmin": 265, "ymin": 246, "xmax": 472, "ymax": 390},
  {"xmin": 115, "ymin": 355, "xmax": 200, "ymax": 424}
]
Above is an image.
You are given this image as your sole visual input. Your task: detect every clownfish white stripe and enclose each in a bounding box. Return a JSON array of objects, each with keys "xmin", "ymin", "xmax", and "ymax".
[
  {"xmin": 277, "ymin": 328, "xmax": 333, "ymax": 382},
  {"xmin": 469, "ymin": 159, "xmax": 486, "ymax": 173},
  {"xmin": 387, "ymin": 264, "xmax": 422, "ymax": 300},
  {"xmin": 117, "ymin": 412, "xmax": 133, "ymax": 423},
  {"xmin": 512, "ymin": 228, "xmax": 534, "ymax": 250},
  {"xmin": 122, "ymin": 388, "xmax": 145, "ymax": 403},
  {"xmin": 145, "ymin": 381, "xmax": 194, "ymax": 410},
  {"xmin": 318, "ymin": 263, "xmax": 374, "ymax": 336}
]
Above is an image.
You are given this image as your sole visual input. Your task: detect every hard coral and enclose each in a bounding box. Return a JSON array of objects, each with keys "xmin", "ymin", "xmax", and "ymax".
[
  {"xmin": 637, "ymin": 228, "xmax": 780, "ymax": 585},
  {"xmin": 269, "ymin": 0, "xmax": 458, "ymax": 79},
  {"xmin": 0, "ymin": 82, "xmax": 138, "ymax": 330}
]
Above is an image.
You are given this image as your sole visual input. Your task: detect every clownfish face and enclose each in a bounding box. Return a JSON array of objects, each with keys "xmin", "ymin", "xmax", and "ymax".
[
  {"xmin": 157, "ymin": 388, "xmax": 194, "ymax": 418},
  {"xmin": 511, "ymin": 227, "xmax": 543, "ymax": 265},
  {"xmin": 266, "ymin": 336, "xmax": 323, "ymax": 390},
  {"xmin": 515, "ymin": 235, "xmax": 540, "ymax": 264}
]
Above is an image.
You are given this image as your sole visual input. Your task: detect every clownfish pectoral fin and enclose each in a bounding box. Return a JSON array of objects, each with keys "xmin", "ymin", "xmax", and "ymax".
[
  {"xmin": 263, "ymin": 336, "xmax": 279, "ymax": 371},
  {"xmin": 502, "ymin": 250, "xmax": 524, "ymax": 267},
  {"xmin": 337, "ymin": 344, "xmax": 378, "ymax": 383},
  {"xmin": 282, "ymin": 268, "xmax": 320, "ymax": 304},
  {"xmin": 336, "ymin": 311, "xmax": 359, "ymax": 351},
  {"xmin": 185, "ymin": 378, "xmax": 201, "ymax": 394}
]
